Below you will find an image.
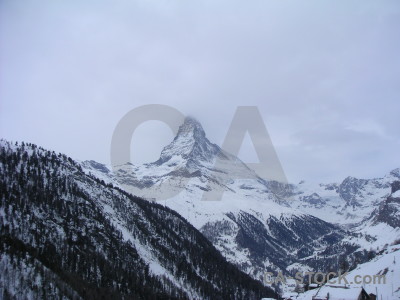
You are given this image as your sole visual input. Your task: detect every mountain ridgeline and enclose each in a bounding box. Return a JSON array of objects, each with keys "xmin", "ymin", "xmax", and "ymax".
[
  {"xmin": 0, "ymin": 140, "xmax": 277, "ymax": 299},
  {"xmin": 1, "ymin": 117, "xmax": 399, "ymax": 298},
  {"xmin": 83, "ymin": 117, "xmax": 399, "ymax": 286}
]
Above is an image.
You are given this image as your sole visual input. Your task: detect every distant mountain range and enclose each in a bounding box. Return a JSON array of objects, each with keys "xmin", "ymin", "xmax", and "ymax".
[
  {"xmin": 83, "ymin": 117, "xmax": 400, "ymax": 294},
  {"xmin": 1, "ymin": 117, "xmax": 399, "ymax": 298},
  {"xmin": 289, "ymin": 168, "xmax": 400, "ymax": 225}
]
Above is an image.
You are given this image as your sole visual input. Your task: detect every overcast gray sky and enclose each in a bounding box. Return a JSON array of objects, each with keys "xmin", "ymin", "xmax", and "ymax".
[{"xmin": 1, "ymin": 0, "xmax": 400, "ymax": 183}]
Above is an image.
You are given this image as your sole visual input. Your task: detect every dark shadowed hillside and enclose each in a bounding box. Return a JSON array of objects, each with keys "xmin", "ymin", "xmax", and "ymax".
[{"xmin": 0, "ymin": 140, "xmax": 277, "ymax": 300}]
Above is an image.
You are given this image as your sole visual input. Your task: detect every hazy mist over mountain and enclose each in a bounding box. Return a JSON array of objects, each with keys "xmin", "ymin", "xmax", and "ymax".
[{"xmin": 1, "ymin": 1, "xmax": 400, "ymax": 182}]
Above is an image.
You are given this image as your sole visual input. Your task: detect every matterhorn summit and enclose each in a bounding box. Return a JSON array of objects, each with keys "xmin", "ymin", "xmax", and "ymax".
[
  {"xmin": 157, "ymin": 117, "xmax": 225, "ymax": 166},
  {"xmin": 107, "ymin": 117, "xmax": 269, "ymax": 201},
  {"xmin": 83, "ymin": 118, "xmax": 347, "ymax": 281}
]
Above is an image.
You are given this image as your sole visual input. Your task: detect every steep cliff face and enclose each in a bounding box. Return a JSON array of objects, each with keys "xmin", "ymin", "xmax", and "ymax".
[
  {"xmin": 370, "ymin": 182, "xmax": 400, "ymax": 228},
  {"xmin": 109, "ymin": 117, "xmax": 263, "ymax": 201}
]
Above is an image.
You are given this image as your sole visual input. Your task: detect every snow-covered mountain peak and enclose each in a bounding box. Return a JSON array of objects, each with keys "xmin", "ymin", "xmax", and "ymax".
[
  {"xmin": 177, "ymin": 116, "xmax": 206, "ymax": 140},
  {"xmin": 105, "ymin": 118, "xmax": 266, "ymax": 202},
  {"xmin": 157, "ymin": 116, "xmax": 223, "ymax": 165}
]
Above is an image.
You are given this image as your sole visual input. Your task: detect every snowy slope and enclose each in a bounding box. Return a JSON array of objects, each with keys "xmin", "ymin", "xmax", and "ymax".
[
  {"xmin": 347, "ymin": 184, "xmax": 400, "ymax": 251},
  {"xmin": 295, "ymin": 245, "xmax": 400, "ymax": 300},
  {"xmin": 110, "ymin": 117, "xmax": 278, "ymax": 203},
  {"xmin": 290, "ymin": 169, "xmax": 400, "ymax": 225}
]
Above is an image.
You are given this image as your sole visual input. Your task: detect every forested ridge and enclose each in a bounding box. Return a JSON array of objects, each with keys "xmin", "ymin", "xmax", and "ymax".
[{"xmin": 0, "ymin": 140, "xmax": 277, "ymax": 300}]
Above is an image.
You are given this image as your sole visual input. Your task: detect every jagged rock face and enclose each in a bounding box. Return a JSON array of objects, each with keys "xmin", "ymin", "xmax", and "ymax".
[
  {"xmin": 372, "ymin": 197, "xmax": 400, "ymax": 228},
  {"xmin": 157, "ymin": 117, "xmax": 224, "ymax": 165},
  {"xmin": 390, "ymin": 168, "xmax": 400, "ymax": 179},
  {"xmin": 299, "ymin": 193, "xmax": 326, "ymax": 207},
  {"xmin": 371, "ymin": 181, "xmax": 400, "ymax": 228},
  {"xmin": 391, "ymin": 180, "xmax": 400, "ymax": 194},
  {"xmin": 339, "ymin": 176, "xmax": 369, "ymax": 206},
  {"xmin": 110, "ymin": 117, "xmax": 264, "ymax": 201}
]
